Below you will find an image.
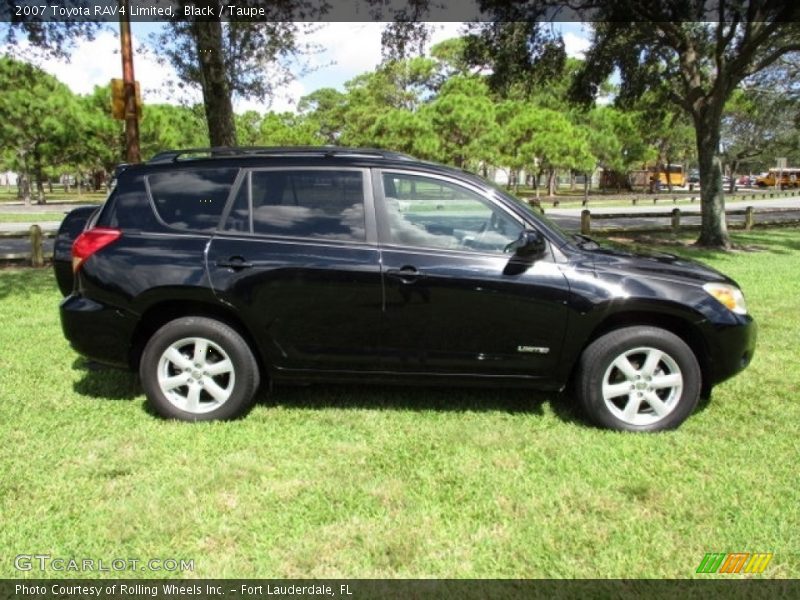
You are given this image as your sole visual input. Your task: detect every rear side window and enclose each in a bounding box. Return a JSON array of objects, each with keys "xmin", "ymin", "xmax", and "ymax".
[
  {"xmin": 147, "ymin": 168, "xmax": 238, "ymax": 231},
  {"xmin": 224, "ymin": 169, "xmax": 365, "ymax": 241}
]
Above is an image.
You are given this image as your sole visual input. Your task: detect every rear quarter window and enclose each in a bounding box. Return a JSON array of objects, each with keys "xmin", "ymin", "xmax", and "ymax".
[
  {"xmin": 147, "ymin": 168, "xmax": 238, "ymax": 231},
  {"xmin": 224, "ymin": 169, "xmax": 366, "ymax": 241}
]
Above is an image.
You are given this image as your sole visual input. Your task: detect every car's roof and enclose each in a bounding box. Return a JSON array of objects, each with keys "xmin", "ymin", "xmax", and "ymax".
[
  {"xmin": 147, "ymin": 146, "xmax": 414, "ymax": 164},
  {"xmin": 125, "ymin": 146, "xmax": 479, "ymax": 184}
]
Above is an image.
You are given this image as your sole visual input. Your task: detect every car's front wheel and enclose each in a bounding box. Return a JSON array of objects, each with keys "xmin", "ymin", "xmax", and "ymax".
[
  {"xmin": 139, "ymin": 316, "xmax": 260, "ymax": 421},
  {"xmin": 576, "ymin": 326, "xmax": 701, "ymax": 432}
]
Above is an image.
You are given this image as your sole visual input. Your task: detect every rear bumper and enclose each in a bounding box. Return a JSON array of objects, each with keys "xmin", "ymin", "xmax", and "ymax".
[
  {"xmin": 706, "ymin": 314, "xmax": 757, "ymax": 385},
  {"xmin": 60, "ymin": 294, "xmax": 137, "ymax": 369}
]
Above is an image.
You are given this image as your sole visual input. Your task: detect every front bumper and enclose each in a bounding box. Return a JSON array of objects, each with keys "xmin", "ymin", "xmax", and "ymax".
[{"xmin": 704, "ymin": 313, "xmax": 757, "ymax": 386}]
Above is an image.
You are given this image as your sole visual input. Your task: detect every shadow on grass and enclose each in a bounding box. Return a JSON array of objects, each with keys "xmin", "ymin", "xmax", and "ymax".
[
  {"xmin": 262, "ymin": 381, "xmax": 584, "ymax": 424},
  {"xmin": 0, "ymin": 266, "xmax": 57, "ymax": 301},
  {"xmin": 71, "ymin": 358, "xmax": 140, "ymax": 401},
  {"xmin": 70, "ymin": 357, "xmax": 584, "ymax": 425}
]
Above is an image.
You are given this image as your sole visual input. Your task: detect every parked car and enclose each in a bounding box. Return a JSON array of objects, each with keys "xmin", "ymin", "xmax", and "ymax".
[{"xmin": 56, "ymin": 147, "xmax": 756, "ymax": 431}]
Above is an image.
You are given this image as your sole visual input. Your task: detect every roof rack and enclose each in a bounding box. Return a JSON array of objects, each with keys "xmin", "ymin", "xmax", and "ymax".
[{"xmin": 147, "ymin": 146, "xmax": 415, "ymax": 164}]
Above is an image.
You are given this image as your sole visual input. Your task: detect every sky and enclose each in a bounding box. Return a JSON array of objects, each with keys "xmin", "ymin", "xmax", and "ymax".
[{"xmin": 3, "ymin": 22, "xmax": 592, "ymax": 114}]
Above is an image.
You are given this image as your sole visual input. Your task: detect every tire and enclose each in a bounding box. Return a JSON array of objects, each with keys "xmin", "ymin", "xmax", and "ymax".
[
  {"xmin": 576, "ymin": 326, "xmax": 701, "ymax": 432},
  {"xmin": 139, "ymin": 316, "xmax": 260, "ymax": 421}
]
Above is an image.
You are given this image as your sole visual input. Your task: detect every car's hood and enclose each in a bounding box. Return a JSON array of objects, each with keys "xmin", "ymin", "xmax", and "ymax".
[{"xmin": 586, "ymin": 245, "xmax": 735, "ymax": 287}]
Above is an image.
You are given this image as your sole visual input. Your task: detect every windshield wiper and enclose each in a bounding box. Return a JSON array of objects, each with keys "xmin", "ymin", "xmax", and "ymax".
[{"xmin": 572, "ymin": 233, "xmax": 600, "ymax": 250}]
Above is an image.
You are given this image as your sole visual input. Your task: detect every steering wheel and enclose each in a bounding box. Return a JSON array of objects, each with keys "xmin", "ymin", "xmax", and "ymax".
[{"xmin": 478, "ymin": 211, "xmax": 500, "ymax": 235}]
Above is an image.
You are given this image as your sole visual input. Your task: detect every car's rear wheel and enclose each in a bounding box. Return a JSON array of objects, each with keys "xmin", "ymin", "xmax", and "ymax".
[
  {"xmin": 576, "ymin": 326, "xmax": 701, "ymax": 432},
  {"xmin": 140, "ymin": 317, "xmax": 260, "ymax": 421}
]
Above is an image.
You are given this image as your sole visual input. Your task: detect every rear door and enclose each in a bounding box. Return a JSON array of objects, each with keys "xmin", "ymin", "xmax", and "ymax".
[
  {"xmin": 374, "ymin": 169, "xmax": 571, "ymax": 378},
  {"xmin": 206, "ymin": 167, "xmax": 384, "ymax": 372}
]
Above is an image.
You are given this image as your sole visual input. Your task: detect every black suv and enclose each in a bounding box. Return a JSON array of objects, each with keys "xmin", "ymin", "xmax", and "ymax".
[{"xmin": 56, "ymin": 147, "xmax": 756, "ymax": 431}]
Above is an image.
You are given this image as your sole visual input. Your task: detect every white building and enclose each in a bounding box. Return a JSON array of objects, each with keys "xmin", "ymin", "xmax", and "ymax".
[{"xmin": 0, "ymin": 172, "xmax": 18, "ymax": 187}]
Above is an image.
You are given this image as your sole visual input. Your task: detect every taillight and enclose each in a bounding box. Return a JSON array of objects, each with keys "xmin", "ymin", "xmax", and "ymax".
[{"xmin": 71, "ymin": 227, "xmax": 122, "ymax": 272}]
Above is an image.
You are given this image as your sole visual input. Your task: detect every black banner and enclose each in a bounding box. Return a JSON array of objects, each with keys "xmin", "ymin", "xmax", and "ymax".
[
  {"xmin": 5, "ymin": 0, "xmax": 790, "ymax": 23},
  {"xmin": 3, "ymin": 579, "xmax": 800, "ymax": 600}
]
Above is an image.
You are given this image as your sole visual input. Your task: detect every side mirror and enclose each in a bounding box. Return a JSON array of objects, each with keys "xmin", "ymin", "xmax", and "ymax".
[{"xmin": 505, "ymin": 229, "xmax": 546, "ymax": 258}]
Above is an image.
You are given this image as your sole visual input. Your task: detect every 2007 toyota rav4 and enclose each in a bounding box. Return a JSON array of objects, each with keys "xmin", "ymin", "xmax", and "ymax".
[{"xmin": 56, "ymin": 147, "xmax": 756, "ymax": 431}]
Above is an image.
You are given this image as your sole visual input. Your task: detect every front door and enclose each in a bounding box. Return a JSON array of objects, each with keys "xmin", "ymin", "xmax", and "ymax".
[{"xmin": 375, "ymin": 170, "xmax": 570, "ymax": 378}]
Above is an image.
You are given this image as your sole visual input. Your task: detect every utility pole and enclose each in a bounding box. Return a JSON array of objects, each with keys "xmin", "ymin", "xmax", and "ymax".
[{"xmin": 119, "ymin": 0, "xmax": 141, "ymax": 163}]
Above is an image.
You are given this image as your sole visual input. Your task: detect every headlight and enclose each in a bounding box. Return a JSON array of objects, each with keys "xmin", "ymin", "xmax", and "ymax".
[{"xmin": 703, "ymin": 282, "xmax": 748, "ymax": 315}]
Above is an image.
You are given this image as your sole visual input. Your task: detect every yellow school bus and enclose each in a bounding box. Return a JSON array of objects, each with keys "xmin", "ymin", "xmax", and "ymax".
[
  {"xmin": 648, "ymin": 164, "xmax": 686, "ymax": 187},
  {"xmin": 755, "ymin": 168, "xmax": 800, "ymax": 188}
]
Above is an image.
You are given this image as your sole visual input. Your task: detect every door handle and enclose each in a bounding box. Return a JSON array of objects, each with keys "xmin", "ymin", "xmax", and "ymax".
[
  {"xmin": 216, "ymin": 256, "xmax": 253, "ymax": 270},
  {"xmin": 386, "ymin": 266, "xmax": 423, "ymax": 284}
]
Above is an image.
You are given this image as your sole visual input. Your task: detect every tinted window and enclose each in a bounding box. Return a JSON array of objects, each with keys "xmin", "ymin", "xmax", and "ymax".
[
  {"xmin": 148, "ymin": 168, "xmax": 238, "ymax": 231},
  {"xmin": 225, "ymin": 170, "xmax": 366, "ymax": 241},
  {"xmin": 382, "ymin": 173, "xmax": 522, "ymax": 253}
]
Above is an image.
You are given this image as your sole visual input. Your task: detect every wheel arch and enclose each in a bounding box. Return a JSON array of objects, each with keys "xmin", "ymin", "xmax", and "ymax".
[
  {"xmin": 567, "ymin": 310, "xmax": 712, "ymax": 398},
  {"xmin": 128, "ymin": 300, "xmax": 267, "ymax": 377}
]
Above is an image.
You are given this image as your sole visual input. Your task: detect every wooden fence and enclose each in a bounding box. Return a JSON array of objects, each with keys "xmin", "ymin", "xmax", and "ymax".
[
  {"xmin": 0, "ymin": 225, "xmax": 54, "ymax": 266},
  {"xmin": 530, "ymin": 188, "xmax": 800, "ymax": 208},
  {"xmin": 577, "ymin": 206, "xmax": 800, "ymax": 235}
]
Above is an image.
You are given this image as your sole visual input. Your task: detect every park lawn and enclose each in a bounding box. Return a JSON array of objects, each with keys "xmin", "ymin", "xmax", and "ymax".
[
  {"xmin": 0, "ymin": 189, "xmax": 106, "ymax": 204},
  {"xmin": 0, "ymin": 213, "xmax": 65, "ymax": 223},
  {"xmin": 0, "ymin": 229, "xmax": 798, "ymax": 579}
]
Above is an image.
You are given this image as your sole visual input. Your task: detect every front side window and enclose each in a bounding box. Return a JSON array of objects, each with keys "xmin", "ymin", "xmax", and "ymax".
[
  {"xmin": 147, "ymin": 168, "xmax": 238, "ymax": 231},
  {"xmin": 224, "ymin": 169, "xmax": 366, "ymax": 241},
  {"xmin": 381, "ymin": 172, "xmax": 522, "ymax": 253}
]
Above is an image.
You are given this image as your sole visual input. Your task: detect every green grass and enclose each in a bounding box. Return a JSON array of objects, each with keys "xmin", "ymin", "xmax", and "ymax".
[
  {"xmin": 0, "ymin": 212, "xmax": 65, "ymax": 223},
  {"xmin": 0, "ymin": 189, "xmax": 106, "ymax": 204},
  {"xmin": 1, "ymin": 230, "xmax": 799, "ymax": 579}
]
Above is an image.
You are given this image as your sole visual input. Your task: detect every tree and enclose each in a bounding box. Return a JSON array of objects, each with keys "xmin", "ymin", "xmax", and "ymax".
[
  {"xmin": 337, "ymin": 58, "xmax": 437, "ymax": 148},
  {"xmin": 501, "ymin": 104, "xmax": 594, "ymax": 198},
  {"xmin": 235, "ymin": 111, "xmax": 264, "ymax": 147},
  {"xmin": 424, "ymin": 76, "xmax": 497, "ymax": 169},
  {"xmin": 152, "ymin": 2, "xmax": 314, "ymax": 146},
  {"xmin": 0, "ymin": 15, "xmax": 99, "ymax": 59},
  {"xmin": 582, "ymin": 106, "xmax": 653, "ymax": 191},
  {"xmin": 626, "ymin": 92, "xmax": 696, "ymax": 192},
  {"xmin": 463, "ymin": 20, "xmax": 566, "ymax": 100},
  {"xmin": 571, "ymin": 7, "xmax": 800, "ymax": 248},
  {"xmin": 256, "ymin": 112, "xmax": 325, "ymax": 146},
  {"xmin": 139, "ymin": 104, "xmax": 208, "ymax": 158},
  {"xmin": 369, "ymin": 109, "xmax": 439, "ymax": 159},
  {"xmin": 61, "ymin": 86, "xmax": 123, "ymax": 191},
  {"xmin": 297, "ymin": 88, "xmax": 348, "ymax": 145},
  {"xmin": 720, "ymin": 63, "xmax": 800, "ymax": 186},
  {"xmin": 0, "ymin": 56, "xmax": 80, "ymax": 203}
]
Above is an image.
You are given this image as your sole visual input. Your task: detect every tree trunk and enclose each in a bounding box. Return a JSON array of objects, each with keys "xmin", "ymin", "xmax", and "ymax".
[
  {"xmin": 33, "ymin": 148, "xmax": 46, "ymax": 204},
  {"xmin": 728, "ymin": 160, "xmax": 738, "ymax": 194},
  {"xmin": 191, "ymin": 18, "xmax": 237, "ymax": 147},
  {"xmin": 547, "ymin": 169, "xmax": 556, "ymax": 198},
  {"xmin": 665, "ymin": 156, "xmax": 674, "ymax": 193},
  {"xmin": 18, "ymin": 173, "xmax": 31, "ymax": 206},
  {"xmin": 694, "ymin": 114, "xmax": 730, "ymax": 248},
  {"xmin": 583, "ymin": 173, "xmax": 589, "ymax": 203}
]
